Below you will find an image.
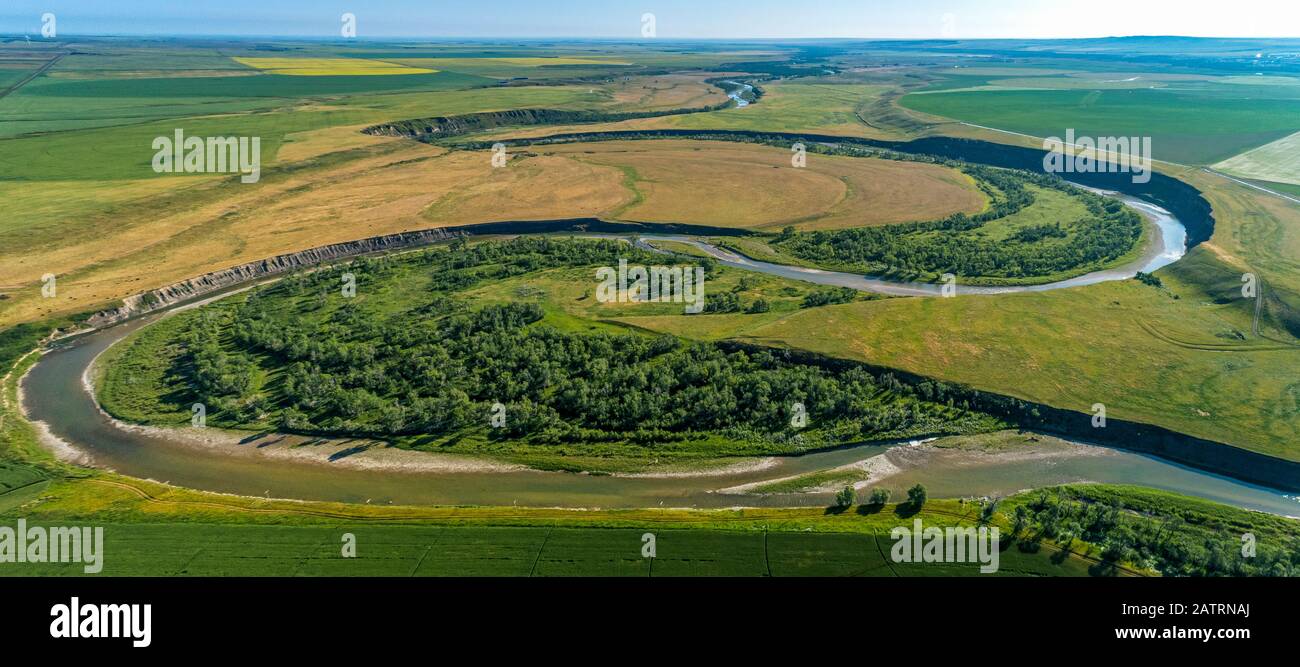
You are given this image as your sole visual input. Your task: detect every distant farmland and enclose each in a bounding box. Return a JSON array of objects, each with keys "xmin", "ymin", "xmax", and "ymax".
[{"xmin": 901, "ymin": 86, "xmax": 1300, "ymax": 164}]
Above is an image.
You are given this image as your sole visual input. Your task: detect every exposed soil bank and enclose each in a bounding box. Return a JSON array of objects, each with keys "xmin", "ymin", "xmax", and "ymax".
[
  {"xmin": 362, "ymin": 78, "xmax": 759, "ymax": 140},
  {"xmin": 83, "ymin": 227, "xmax": 463, "ymax": 329}
]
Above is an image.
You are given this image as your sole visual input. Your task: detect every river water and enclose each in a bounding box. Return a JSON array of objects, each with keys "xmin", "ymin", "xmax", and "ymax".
[{"xmin": 721, "ymin": 81, "xmax": 754, "ymax": 107}]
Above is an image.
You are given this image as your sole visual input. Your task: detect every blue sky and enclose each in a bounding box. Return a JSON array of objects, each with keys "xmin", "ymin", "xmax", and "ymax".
[{"xmin": 1, "ymin": 0, "xmax": 1296, "ymax": 39}]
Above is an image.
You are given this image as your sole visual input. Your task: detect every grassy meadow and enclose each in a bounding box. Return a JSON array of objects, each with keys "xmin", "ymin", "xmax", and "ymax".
[{"xmin": 900, "ymin": 69, "xmax": 1300, "ymax": 165}]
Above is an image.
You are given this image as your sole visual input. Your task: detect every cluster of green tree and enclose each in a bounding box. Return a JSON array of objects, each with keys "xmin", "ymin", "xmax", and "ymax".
[
  {"xmin": 709, "ymin": 276, "xmax": 768, "ymax": 313},
  {"xmin": 170, "ymin": 239, "xmax": 1002, "ymax": 449},
  {"xmin": 801, "ymin": 287, "xmax": 859, "ymax": 308},
  {"xmin": 1010, "ymin": 222, "xmax": 1068, "ymax": 243},
  {"xmin": 1010, "ymin": 488, "xmax": 1299, "ymax": 576},
  {"xmin": 699, "ymin": 291, "xmax": 767, "ymax": 314},
  {"xmin": 703, "ymin": 291, "xmax": 741, "ymax": 313},
  {"xmin": 774, "ymin": 167, "xmax": 1142, "ymax": 280},
  {"xmin": 833, "ymin": 483, "xmax": 922, "ymax": 509},
  {"xmin": 1134, "ymin": 271, "xmax": 1163, "ymax": 288}
]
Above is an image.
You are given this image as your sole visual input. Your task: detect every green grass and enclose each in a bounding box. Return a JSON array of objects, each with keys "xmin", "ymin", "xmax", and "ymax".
[
  {"xmin": 1214, "ymin": 130, "xmax": 1300, "ymax": 186},
  {"xmin": 665, "ymin": 82, "xmax": 886, "ymax": 135},
  {"xmin": 632, "ymin": 272, "xmax": 1300, "ymax": 461},
  {"xmin": 901, "ymin": 86, "xmax": 1300, "ymax": 165},
  {"xmin": 19, "ymin": 70, "xmax": 492, "ymax": 100},
  {"xmin": 0, "ymin": 510, "xmax": 1091, "ymax": 577}
]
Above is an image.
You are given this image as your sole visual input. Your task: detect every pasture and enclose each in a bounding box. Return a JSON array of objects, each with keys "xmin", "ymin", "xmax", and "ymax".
[
  {"xmin": 625, "ymin": 271, "xmax": 1300, "ymax": 462},
  {"xmin": 0, "ymin": 521, "xmax": 1089, "ymax": 577},
  {"xmin": 901, "ymin": 82, "xmax": 1300, "ymax": 165},
  {"xmin": 1213, "ymin": 129, "xmax": 1300, "ymax": 186},
  {"xmin": 0, "ymin": 465, "xmax": 1097, "ymax": 578}
]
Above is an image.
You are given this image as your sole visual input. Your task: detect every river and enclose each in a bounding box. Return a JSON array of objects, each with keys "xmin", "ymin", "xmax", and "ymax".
[
  {"xmin": 721, "ymin": 80, "xmax": 754, "ymax": 107},
  {"xmin": 635, "ymin": 188, "xmax": 1186, "ymax": 297}
]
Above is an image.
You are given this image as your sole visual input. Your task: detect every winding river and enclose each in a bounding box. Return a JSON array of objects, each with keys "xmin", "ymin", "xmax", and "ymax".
[
  {"xmin": 16, "ymin": 186, "xmax": 1299, "ymax": 515},
  {"xmin": 635, "ymin": 189, "xmax": 1186, "ymax": 297}
]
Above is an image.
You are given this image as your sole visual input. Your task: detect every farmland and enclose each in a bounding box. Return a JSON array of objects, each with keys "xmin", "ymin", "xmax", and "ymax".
[
  {"xmin": 1213, "ymin": 130, "xmax": 1300, "ymax": 187},
  {"xmin": 900, "ymin": 71, "xmax": 1300, "ymax": 165}
]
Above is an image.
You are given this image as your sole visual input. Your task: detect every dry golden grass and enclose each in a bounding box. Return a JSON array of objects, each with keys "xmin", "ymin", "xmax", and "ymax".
[
  {"xmin": 537, "ymin": 140, "xmax": 984, "ymax": 229},
  {"xmin": 601, "ymin": 73, "xmax": 731, "ymax": 111},
  {"xmin": 0, "ymin": 138, "xmax": 979, "ymax": 325},
  {"xmin": 0, "ymin": 143, "xmax": 628, "ymax": 325}
]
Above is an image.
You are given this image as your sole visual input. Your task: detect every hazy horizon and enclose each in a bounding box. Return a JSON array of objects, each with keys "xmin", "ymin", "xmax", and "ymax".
[{"xmin": 1, "ymin": 1, "xmax": 1297, "ymax": 40}]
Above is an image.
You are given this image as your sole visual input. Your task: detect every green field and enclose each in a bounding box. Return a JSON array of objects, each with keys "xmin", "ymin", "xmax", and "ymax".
[
  {"xmin": 1214, "ymin": 130, "xmax": 1300, "ymax": 186},
  {"xmin": 902, "ymin": 84, "xmax": 1300, "ymax": 165},
  {"xmin": 0, "ymin": 520, "xmax": 1090, "ymax": 577},
  {"xmin": 663, "ymin": 81, "xmax": 887, "ymax": 136}
]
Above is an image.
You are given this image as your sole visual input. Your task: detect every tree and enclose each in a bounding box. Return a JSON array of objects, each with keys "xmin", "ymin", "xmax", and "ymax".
[
  {"xmin": 1012, "ymin": 505, "xmax": 1030, "ymax": 535},
  {"xmin": 868, "ymin": 488, "xmax": 890, "ymax": 506},
  {"xmin": 979, "ymin": 497, "xmax": 1000, "ymax": 524},
  {"xmin": 834, "ymin": 486, "xmax": 856, "ymax": 508},
  {"xmin": 907, "ymin": 483, "xmax": 927, "ymax": 508}
]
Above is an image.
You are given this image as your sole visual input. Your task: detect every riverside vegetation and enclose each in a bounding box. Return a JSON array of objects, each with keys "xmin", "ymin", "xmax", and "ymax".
[{"xmin": 98, "ymin": 238, "xmax": 1008, "ymax": 468}]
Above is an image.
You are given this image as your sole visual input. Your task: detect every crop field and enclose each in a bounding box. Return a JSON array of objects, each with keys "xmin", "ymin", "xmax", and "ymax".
[
  {"xmin": 385, "ymin": 56, "xmax": 634, "ymax": 78},
  {"xmin": 231, "ymin": 57, "xmax": 438, "ymax": 76},
  {"xmin": 0, "ymin": 521, "xmax": 1092, "ymax": 577},
  {"xmin": 901, "ymin": 75, "xmax": 1300, "ymax": 165},
  {"xmin": 1213, "ymin": 130, "xmax": 1300, "ymax": 186}
]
